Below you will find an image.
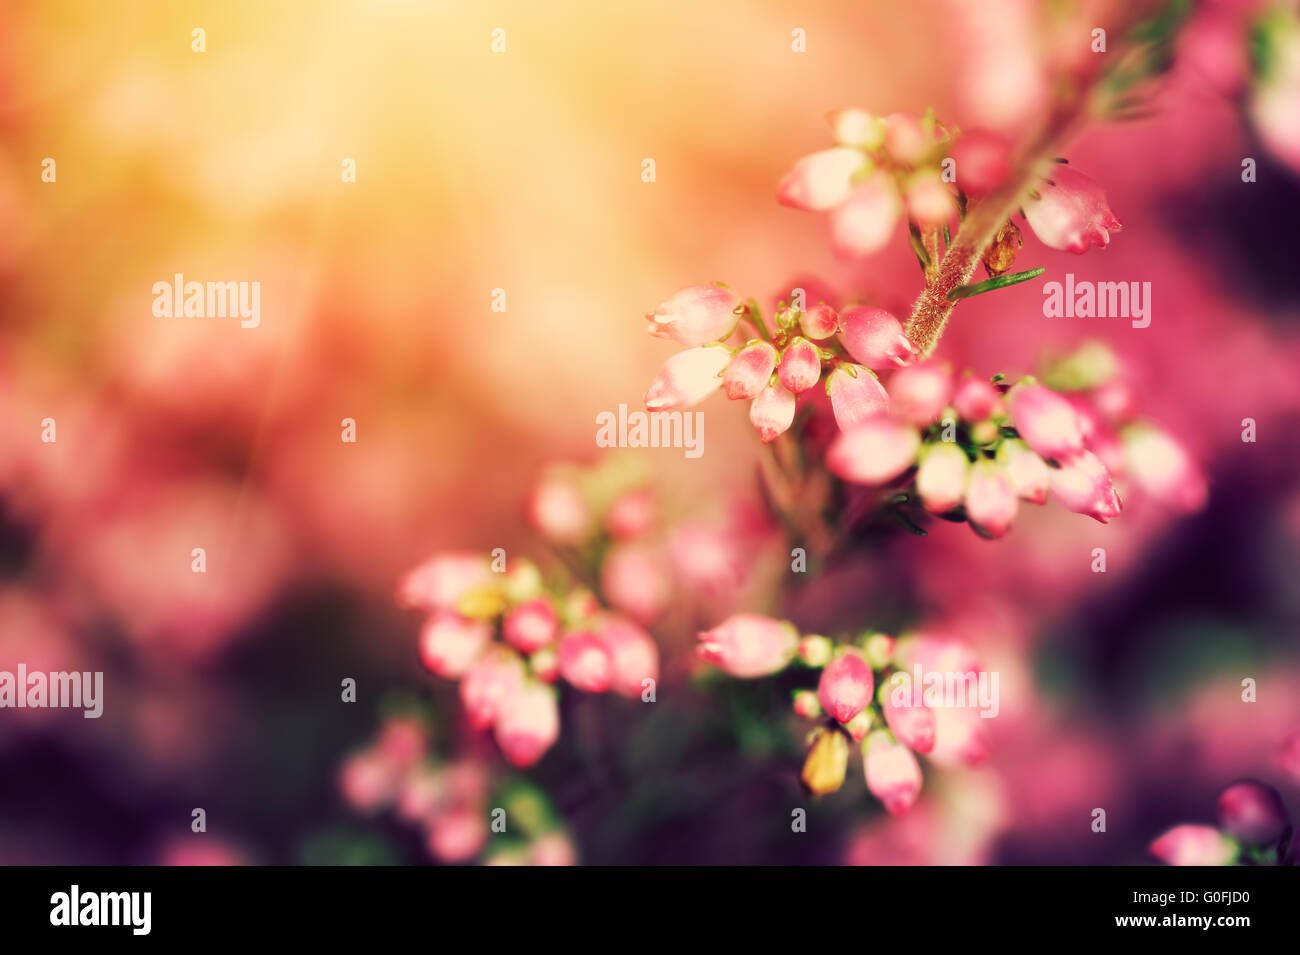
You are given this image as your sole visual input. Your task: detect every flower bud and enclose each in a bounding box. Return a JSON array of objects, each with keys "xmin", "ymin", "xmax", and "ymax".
[
  {"xmin": 864, "ymin": 730, "xmax": 923, "ymax": 816},
  {"xmin": 646, "ymin": 285, "xmax": 742, "ymax": 346},
  {"xmin": 558, "ymin": 631, "xmax": 613, "ymax": 693},
  {"xmin": 828, "ymin": 173, "xmax": 901, "ymax": 258},
  {"xmin": 1049, "ymin": 450, "xmax": 1122, "ymax": 523},
  {"xmin": 888, "ymin": 361, "xmax": 952, "ymax": 428},
  {"xmin": 904, "ymin": 175, "xmax": 956, "ymax": 230},
  {"xmin": 793, "ymin": 689, "xmax": 822, "ymax": 718},
  {"xmin": 826, "ymin": 364, "xmax": 891, "ymax": 432},
  {"xmin": 952, "ymin": 376, "xmax": 1003, "ymax": 422},
  {"xmin": 916, "ymin": 442, "xmax": 970, "ymax": 514},
  {"xmin": 600, "ymin": 541, "xmax": 670, "ymax": 624},
  {"xmin": 493, "ymin": 682, "xmax": 560, "ymax": 768},
  {"xmin": 777, "ymin": 147, "xmax": 867, "ymax": 211},
  {"xmin": 397, "ymin": 552, "xmax": 491, "ymax": 612},
  {"xmin": 826, "ymin": 415, "xmax": 921, "ymax": 485},
  {"xmin": 779, "ymin": 338, "xmax": 822, "ymax": 394},
  {"xmin": 928, "ymin": 705, "xmax": 989, "ymax": 767},
  {"xmin": 696, "ymin": 613, "xmax": 799, "ymax": 678},
  {"xmin": 882, "ymin": 112, "xmax": 930, "ymax": 165},
  {"xmin": 460, "ymin": 648, "xmax": 526, "ymax": 731},
  {"xmin": 529, "ymin": 831, "xmax": 578, "ymax": 867},
  {"xmin": 526, "ymin": 476, "xmax": 594, "ymax": 545},
  {"xmin": 843, "ymin": 709, "xmax": 874, "ymax": 742},
  {"xmin": 1023, "ymin": 164, "xmax": 1122, "ymax": 254},
  {"xmin": 829, "ymin": 108, "xmax": 885, "ymax": 149},
  {"xmin": 724, "ymin": 340, "xmax": 778, "ymax": 400},
  {"xmin": 749, "ymin": 381, "xmax": 797, "ymax": 444},
  {"xmin": 1008, "ymin": 382, "xmax": 1085, "ymax": 462},
  {"xmin": 838, "ymin": 306, "xmax": 917, "ymax": 370},
  {"xmin": 801, "ymin": 727, "xmax": 850, "ymax": 795},
  {"xmin": 882, "ymin": 692, "xmax": 936, "ymax": 754},
  {"xmin": 949, "ymin": 129, "xmax": 1012, "ymax": 197},
  {"xmin": 1122, "ymin": 425, "xmax": 1207, "ymax": 513},
  {"xmin": 862, "ymin": 632, "xmax": 895, "ymax": 670},
  {"xmin": 995, "ymin": 438, "xmax": 1049, "ymax": 504},
  {"xmin": 798, "ymin": 634, "xmax": 833, "ymax": 668},
  {"xmin": 964, "ymin": 459, "xmax": 1018, "ymax": 538},
  {"xmin": 799, "ymin": 303, "xmax": 840, "ymax": 340},
  {"xmin": 503, "ymin": 597, "xmax": 559, "ymax": 653},
  {"xmin": 1149, "ymin": 825, "xmax": 1237, "ymax": 867},
  {"xmin": 643, "ymin": 345, "xmax": 730, "ymax": 411},
  {"xmin": 530, "ymin": 646, "xmax": 559, "ymax": 683},
  {"xmin": 817, "ymin": 648, "xmax": 874, "ymax": 724},
  {"xmin": 1217, "ymin": 780, "xmax": 1290, "ymax": 845},
  {"xmin": 596, "ymin": 613, "xmax": 660, "ymax": 699},
  {"xmin": 418, "ymin": 613, "xmax": 490, "ymax": 678},
  {"xmin": 501, "ymin": 558, "xmax": 544, "ymax": 603},
  {"xmin": 604, "ymin": 487, "xmax": 656, "ymax": 539}
]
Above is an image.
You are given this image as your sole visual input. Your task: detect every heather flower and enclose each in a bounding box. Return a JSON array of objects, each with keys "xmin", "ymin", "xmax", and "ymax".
[
  {"xmin": 838, "ymin": 306, "xmax": 917, "ymax": 370},
  {"xmin": 826, "ymin": 415, "xmax": 921, "ymax": 485},
  {"xmin": 881, "ymin": 691, "xmax": 936, "ymax": 755},
  {"xmin": 696, "ymin": 613, "xmax": 799, "ymax": 678},
  {"xmin": 418, "ymin": 613, "xmax": 490, "ymax": 679},
  {"xmin": 460, "ymin": 648, "xmax": 526, "ymax": 731},
  {"xmin": 828, "ymin": 173, "xmax": 902, "ymax": 258},
  {"xmin": 1023, "ymin": 165, "xmax": 1122, "ymax": 254},
  {"xmin": 792, "ymin": 689, "xmax": 822, "ymax": 718},
  {"xmin": 818, "ymin": 648, "xmax": 875, "ymax": 724},
  {"xmin": 864, "ymin": 730, "xmax": 923, "ymax": 816},
  {"xmin": 1217, "ymin": 781, "xmax": 1290, "ymax": 846},
  {"xmin": 644, "ymin": 345, "xmax": 730, "ymax": 410},
  {"xmin": 558, "ymin": 631, "xmax": 613, "ymax": 693},
  {"xmin": 778, "ymin": 337, "xmax": 822, "ymax": 394},
  {"xmin": 646, "ymin": 285, "xmax": 741, "ymax": 346},
  {"xmin": 887, "ymin": 361, "xmax": 952, "ymax": 428},
  {"xmin": 799, "ymin": 303, "xmax": 840, "ymax": 340},
  {"xmin": 1122, "ymin": 425, "xmax": 1207, "ymax": 512},
  {"xmin": 600, "ymin": 541, "xmax": 670, "ymax": 624},
  {"xmin": 604, "ymin": 487, "xmax": 657, "ymax": 539},
  {"xmin": 948, "ymin": 128, "xmax": 1011, "ymax": 197},
  {"xmin": 802, "ymin": 726, "xmax": 850, "ymax": 795},
  {"xmin": 777, "ymin": 147, "xmax": 868, "ymax": 211},
  {"xmin": 916, "ymin": 442, "xmax": 970, "ymax": 514},
  {"xmin": 396, "ymin": 552, "xmax": 490, "ymax": 613},
  {"xmin": 952, "ymin": 376, "xmax": 1003, "ymax": 422},
  {"xmin": 1049, "ymin": 450, "xmax": 1122, "ymax": 523},
  {"xmin": 964, "ymin": 459, "xmax": 1018, "ymax": 538},
  {"xmin": 996, "ymin": 438, "xmax": 1050, "ymax": 504},
  {"xmin": 596, "ymin": 613, "xmax": 660, "ymax": 699},
  {"xmin": 1149, "ymin": 825, "xmax": 1237, "ymax": 867},
  {"xmin": 904, "ymin": 175, "xmax": 956, "ymax": 229},
  {"xmin": 493, "ymin": 682, "xmax": 560, "ymax": 768},
  {"xmin": 1007, "ymin": 382, "xmax": 1085, "ymax": 462},
  {"xmin": 724, "ymin": 340, "xmax": 778, "ymax": 400},
  {"xmin": 503, "ymin": 597, "xmax": 559, "ymax": 654},
  {"xmin": 749, "ymin": 380, "xmax": 797, "ymax": 443},
  {"xmin": 828, "ymin": 108, "xmax": 885, "ymax": 149},
  {"xmin": 826, "ymin": 364, "xmax": 891, "ymax": 432},
  {"xmin": 526, "ymin": 476, "xmax": 594, "ymax": 545}
]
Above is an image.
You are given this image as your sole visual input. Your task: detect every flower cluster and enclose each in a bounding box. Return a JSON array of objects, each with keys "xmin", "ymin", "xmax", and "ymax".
[
  {"xmin": 697, "ymin": 614, "xmax": 989, "ymax": 816},
  {"xmin": 338, "ymin": 715, "xmax": 576, "ymax": 865},
  {"xmin": 397, "ymin": 548, "xmax": 658, "ymax": 768},
  {"xmin": 776, "ymin": 109, "xmax": 1120, "ymax": 259},
  {"xmin": 1150, "ymin": 780, "xmax": 1294, "ymax": 866}
]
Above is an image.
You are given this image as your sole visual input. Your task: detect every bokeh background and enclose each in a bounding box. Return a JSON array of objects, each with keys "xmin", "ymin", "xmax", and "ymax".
[{"xmin": 1, "ymin": 0, "xmax": 1298, "ymax": 863}]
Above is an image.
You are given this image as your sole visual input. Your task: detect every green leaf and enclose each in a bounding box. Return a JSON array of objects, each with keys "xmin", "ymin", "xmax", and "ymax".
[{"xmin": 946, "ymin": 267, "xmax": 1046, "ymax": 302}]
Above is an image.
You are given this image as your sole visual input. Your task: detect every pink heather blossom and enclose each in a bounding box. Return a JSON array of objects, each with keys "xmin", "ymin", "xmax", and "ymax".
[
  {"xmin": 817, "ymin": 649, "xmax": 874, "ymax": 724},
  {"xmin": 493, "ymin": 682, "xmax": 560, "ymax": 767},
  {"xmin": 373, "ymin": 717, "xmax": 426, "ymax": 769},
  {"xmin": 600, "ymin": 542, "xmax": 670, "ymax": 624},
  {"xmin": 799, "ymin": 303, "xmax": 840, "ymax": 340},
  {"xmin": 1217, "ymin": 781, "xmax": 1289, "ymax": 845},
  {"xmin": 864, "ymin": 730, "xmax": 923, "ymax": 816},
  {"xmin": 927, "ymin": 705, "xmax": 989, "ymax": 767},
  {"xmin": 843, "ymin": 710, "xmax": 874, "ymax": 742},
  {"xmin": 396, "ymin": 552, "xmax": 490, "ymax": 612},
  {"xmin": 530, "ymin": 647, "xmax": 559, "ymax": 683},
  {"xmin": 503, "ymin": 597, "xmax": 559, "ymax": 653},
  {"xmin": 793, "ymin": 689, "xmax": 822, "ymax": 718},
  {"xmin": 696, "ymin": 613, "xmax": 799, "ymax": 678},
  {"xmin": 428, "ymin": 806, "xmax": 488, "ymax": 863},
  {"xmin": 798, "ymin": 634, "xmax": 833, "ymax": 668},
  {"xmin": 596, "ymin": 613, "xmax": 660, "ymax": 699},
  {"xmin": 778, "ymin": 338, "xmax": 822, "ymax": 394},
  {"xmin": 460, "ymin": 649, "xmax": 526, "ymax": 731},
  {"xmin": 558, "ymin": 631, "xmax": 613, "ymax": 693},
  {"xmin": 645, "ymin": 285, "xmax": 741, "ymax": 346},
  {"xmin": 882, "ymin": 112, "xmax": 931, "ymax": 165},
  {"xmin": 724, "ymin": 341, "xmax": 778, "ymax": 400},
  {"xmin": 916, "ymin": 442, "xmax": 970, "ymax": 514},
  {"xmin": 644, "ymin": 345, "xmax": 730, "ymax": 410},
  {"xmin": 669, "ymin": 524, "xmax": 747, "ymax": 600},
  {"xmin": 1149, "ymin": 825, "xmax": 1237, "ymax": 867},
  {"xmin": 338, "ymin": 752, "xmax": 397, "ymax": 813},
  {"xmin": 418, "ymin": 613, "xmax": 490, "ymax": 679},
  {"xmin": 1008, "ymin": 383, "xmax": 1085, "ymax": 462},
  {"xmin": 952, "ymin": 376, "xmax": 1003, "ymax": 422},
  {"xmin": 749, "ymin": 381, "xmax": 797, "ymax": 444},
  {"xmin": 395, "ymin": 767, "xmax": 444, "ymax": 822},
  {"xmin": 826, "ymin": 364, "xmax": 891, "ymax": 432},
  {"xmin": 838, "ymin": 306, "xmax": 917, "ymax": 370},
  {"xmin": 604, "ymin": 487, "xmax": 656, "ymax": 539},
  {"xmin": 949, "ymin": 129, "xmax": 1011, "ymax": 197},
  {"xmin": 1049, "ymin": 450, "xmax": 1122, "ymax": 523},
  {"xmin": 826, "ymin": 415, "xmax": 921, "ymax": 485},
  {"xmin": 828, "ymin": 173, "xmax": 902, "ymax": 258},
  {"xmin": 888, "ymin": 361, "xmax": 952, "ymax": 428},
  {"xmin": 526, "ymin": 476, "xmax": 594, "ymax": 545},
  {"xmin": 1023, "ymin": 164, "xmax": 1122, "ymax": 254},
  {"xmin": 965, "ymin": 459, "xmax": 1018, "ymax": 538},
  {"xmin": 777, "ymin": 147, "xmax": 867, "ymax": 211},
  {"xmin": 996, "ymin": 438, "xmax": 1050, "ymax": 504},
  {"xmin": 904, "ymin": 176, "xmax": 956, "ymax": 229},
  {"xmin": 828, "ymin": 108, "xmax": 885, "ymax": 149},
  {"xmin": 1122, "ymin": 426, "xmax": 1207, "ymax": 512},
  {"xmin": 882, "ymin": 693, "xmax": 936, "ymax": 755}
]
